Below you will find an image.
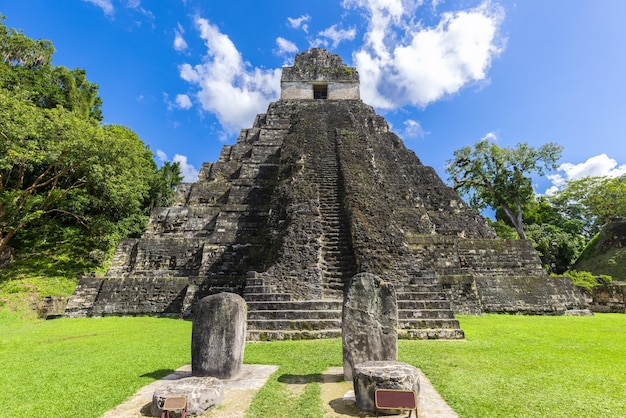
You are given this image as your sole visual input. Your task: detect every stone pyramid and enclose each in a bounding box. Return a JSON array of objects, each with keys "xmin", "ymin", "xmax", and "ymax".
[{"xmin": 65, "ymin": 49, "xmax": 587, "ymax": 339}]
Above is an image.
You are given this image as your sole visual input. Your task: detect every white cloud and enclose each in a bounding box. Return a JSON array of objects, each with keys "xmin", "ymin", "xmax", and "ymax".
[
  {"xmin": 288, "ymin": 14, "xmax": 311, "ymax": 33},
  {"xmin": 126, "ymin": 0, "xmax": 141, "ymax": 8},
  {"xmin": 175, "ymin": 94, "xmax": 192, "ymax": 109},
  {"xmin": 276, "ymin": 37, "xmax": 299, "ymax": 55},
  {"xmin": 481, "ymin": 131, "xmax": 498, "ymax": 142},
  {"xmin": 174, "ymin": 24, "xmax": 188, "ymax": 52},
  {"xmin": 547, "ymin": 154, "xmax": 626, "ymax": 193},
  {"xmin": 173, "ymin": 154, "xmax": 199, "ymax": 182},
  {"xmin": 178, "ymin": 17, "xmax": 282, "ymax": 134},
  {"xmin": 345, "ymin": 0, "xmax": 505, "ymax": 109},
  {"xmin": 156, "ymin": 149, "xmax": 168, "ymax": 162},
  {"xmin": 156, "ymin": 150, "xmax": 199, "ymax": 182},
  {"xmin": 317, "ymin": 25, "xmax": 357, "ymax": 48},
  {"xmin": 83, "ymin": 0, "xmax": 114, "ymax": 15},
  {"xmin": 403, "ymin": 119, "xmax": 426, "ymax": 139}
]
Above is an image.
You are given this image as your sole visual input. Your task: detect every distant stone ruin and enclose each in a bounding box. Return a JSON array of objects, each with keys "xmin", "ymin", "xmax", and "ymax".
[{"xmin": 65, "ymin": 48, "xmax": 588, "ymax": 339}]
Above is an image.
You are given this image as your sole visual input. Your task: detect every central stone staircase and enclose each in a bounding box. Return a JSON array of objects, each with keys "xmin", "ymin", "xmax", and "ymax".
[{"xmin": 244, "ymin": 272, "xmax": 463, "ymax": 341}]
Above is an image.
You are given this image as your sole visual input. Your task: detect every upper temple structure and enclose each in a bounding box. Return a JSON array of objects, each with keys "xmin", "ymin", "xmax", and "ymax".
[{"xmin": 65, "ymin": 49, "xmax": 587, "ymax": 339}]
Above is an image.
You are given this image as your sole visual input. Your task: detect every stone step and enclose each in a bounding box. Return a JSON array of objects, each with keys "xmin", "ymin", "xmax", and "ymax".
[
  {"xmin": 398, "ymin": 309, "xmax": 456, "ymax": 319},
  {"xmin": 244, "ymin": 293, "xmax": 292, "ymax": 302},
  {"xmin": 245, "ymin": 278, "xmax": 264, "ymax": 287},
  {"xmin": 247, "ymin": 318, "xmax": 342, "ymax": 331},
  {"xmin": 397, "ymin": 329, "xmax": 465, "ymax": 340},
  {"xmin": 396, "ymin": 284, "xmax": 444, "ymax": 293},
  {"xmin": 248, "ymin": 309, "xmax": 341, "ymax": 320},
  {"xmin": 397, "ymin": 300, "xmax": 452, "ymax": 310},
  {"xmin": 397, "ymin": 318, "xmax": 460, "ymax": 330},
  {"xmin": 247, "ymin": 300, "xmax": 342, "ymax": 311},
  {"xmin": 243, "ymin": 285, "xmax": 277, "ymax": 294},
  {"xmin": 397, "ymin": 291, "xmax": 448, "ymax": 301},
  {"xmin": 247, "ymin": 329, "xmax": 342, "ymax": 341}
]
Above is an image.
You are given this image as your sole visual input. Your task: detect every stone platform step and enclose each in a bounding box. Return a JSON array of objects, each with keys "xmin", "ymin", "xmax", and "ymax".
[
  {"xmin": 398, "ymin": 318, "xmax": 461, "ymax": 330},
  {"xmin": 247, "ymin": 318, "xmax": 342, "ymax": 331},
  {"xmin": 247, "ymin": 300, "xmax": 342, "ymax": 311},
  {"xmin": 398, "ymin": 328, "xmax": 465, "ymax": 340},
  {"xmin": 244, "ymin": 293, "xmax": 292, "ymax": 302},
  {"xmin": 397, "ymin": 291, "xmax": 448, "ymax": 301},
  {"xmin": 398, "ymin": 309, "xmax": 455, "ymax": 319},
  {"xmin": 248, "ymin": 309, "xmax": 341, "ymax": 320},
  {"xmin": 247, "ymin": 329, "xmax": 342, "ymax": 341},
  {"xmin": 398, "ymin": 300, "xmax": 452, "ymax": 310}
]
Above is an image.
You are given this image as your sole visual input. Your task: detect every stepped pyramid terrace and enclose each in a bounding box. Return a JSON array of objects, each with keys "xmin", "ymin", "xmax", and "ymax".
[{"xmin": 65, "ymin": 48, "xmax": 587, "ymax": 339}]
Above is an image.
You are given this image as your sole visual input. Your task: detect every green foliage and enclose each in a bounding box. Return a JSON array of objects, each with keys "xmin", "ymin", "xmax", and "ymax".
[
  {"xmin": 553, "ymin": 270, "xmax": 611, "ymax": 292},
  {"xmin": 1, "ymin": 315, "xmax": 626, "ymax": 417},
  {"xmin": 573, "ymin": 221, "xmax": 626, "ymax": 280},
  {"xmin": 0, "ymin": 16, "xmax": 53, "ymax": 68},
  {"xmin": 446, "ymin": 139, "xmax": 562, "ymax": 239},
  {"xmin": 0, "ymin": 18, "xmax": 102, "ymax": 121},
  {"xmin": 0, "ymin": 19, "xmax": 181, "ymax": 281},
  {"xmin": 525, "ymin": 223, "xmax": 586, "ymax": 274},
  {"xmin": 548, "ymin": 175, "xmax": 626, "ymax": 239}
]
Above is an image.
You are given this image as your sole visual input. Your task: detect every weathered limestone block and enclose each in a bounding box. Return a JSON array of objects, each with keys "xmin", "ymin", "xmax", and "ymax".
[
  {"xmin": 342, "ymin": 273, "xmax": 398, "ymax": 380},
  {"xmin": 192, "ymin": 293, "xmax": 247, "ymax": 379},
  {"xmin": 353, "ymin": 361, "xmax": 420, "ymax": 414},
  {"xmin": 151, "ymin": 376, "xmax": 223, "ymax": 416}
]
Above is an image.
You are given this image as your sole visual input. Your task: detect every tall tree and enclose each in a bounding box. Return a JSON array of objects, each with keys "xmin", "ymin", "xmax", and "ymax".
[
  {"xmin": 446, "ymin": 139, "xmax": 562, "ymax": 239},
  {"xmin": 0, "ymin": 19, "xmax": 178, "ymax": 266},
  {"xmin": 548, "ymin": 175, "xmax": 626, "ymax": 238},
  {"xmin": 0, "ymin": 17, "xmax": 102, "ymax": 121}
]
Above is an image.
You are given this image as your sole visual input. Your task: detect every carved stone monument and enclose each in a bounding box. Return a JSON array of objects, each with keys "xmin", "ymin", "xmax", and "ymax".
[
  {"xmin": 342, "ymin": 273, "xmax": 398, "ymax": 380},
  {"xmin": 191, "ymin": 293, "xmax": 247, "ymax": 379}
]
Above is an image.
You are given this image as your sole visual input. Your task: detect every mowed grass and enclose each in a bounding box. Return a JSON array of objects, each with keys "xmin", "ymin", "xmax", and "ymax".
[{"xmin": 1, "ymin": 312, "xmax": 624, "ymax": 418}]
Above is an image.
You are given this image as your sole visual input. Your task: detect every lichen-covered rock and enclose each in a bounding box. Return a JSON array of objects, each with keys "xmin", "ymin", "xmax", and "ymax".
[
  {"xmin": 151, "ymin": 376, "xmax": 223, "ymax": 416},
  {"xmin": 353, "ymin": 361, "xmax": 420, "ymax": 414},
  {"xmin": 342, "ymin": 273, "xmax": 398, "ymax": 380},
  {"xmin": 192, "ymin": 293, "xmax": 247, "ymax": 379}
]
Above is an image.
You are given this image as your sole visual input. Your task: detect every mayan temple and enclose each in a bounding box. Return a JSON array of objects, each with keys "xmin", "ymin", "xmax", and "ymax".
[{"xmin": 65, "ymin": 48, "xmax": 587, "ymax": 339}]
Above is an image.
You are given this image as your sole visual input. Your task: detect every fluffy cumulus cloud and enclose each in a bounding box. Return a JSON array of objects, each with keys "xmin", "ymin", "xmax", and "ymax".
[
  {"xmin": 316, "ymin": 25, "xmax": 357, "ymax": 48},
  {"xmin": 83, "ymin": 0, "xmax": 114, "ymax": 15},
  {"xmin": 173, "ymin": 154, "xmax": 199, "ymax": 182},
  {"xmin": 175, "ymin": 94, "xmax": 192, "ymax": 109},
  {"xmin": 546, "ymin": 154, "xmax": 626, "ymax": 194},
  {"xmin": 276, "ymin": 37, "xmax": 299, "ymax": 55},
  {"xmin": 403, "ymin": 119, "xmax": 426, "ymax": 139},
  {"xmin": 156, "ymin": 150, "xmax": 199, "ymax": 182},
  {"xmin": 179, "ymin": 17, "xmax": 282, "ymax": 134},
  {"xmin": 288, "ymin": 14, "xmax": 311, "ymax": 33},
  {"xmin": 344, "ymin": 0, "xmax": 505, "ymax": 109}
]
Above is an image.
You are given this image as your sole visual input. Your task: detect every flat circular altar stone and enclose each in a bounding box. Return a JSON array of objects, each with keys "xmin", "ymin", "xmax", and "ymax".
[
  {"xmin": 353, "ymin": 360, "xmax": 420, "ymax": 414},
  {"xmin": 151, "ymin": 376, "xmax": 224, "ymax": 416}
]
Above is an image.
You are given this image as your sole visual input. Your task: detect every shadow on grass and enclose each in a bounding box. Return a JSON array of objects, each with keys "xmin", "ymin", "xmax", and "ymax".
[
  {"xmin": 277, "ymin": 373, "xmax": 323, "ymax": 384},
  {"xmin": 140, "ymin": 369, "xmax": 177, "ymax": 381}
]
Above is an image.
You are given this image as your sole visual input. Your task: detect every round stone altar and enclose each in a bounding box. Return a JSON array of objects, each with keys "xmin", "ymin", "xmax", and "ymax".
[{"xmin": 353, "ymin": 360, "xmax": 420, "ymax": 414}]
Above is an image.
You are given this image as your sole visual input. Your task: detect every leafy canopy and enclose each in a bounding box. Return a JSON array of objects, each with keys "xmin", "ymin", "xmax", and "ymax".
[
  {"xmin": 446, "ymin": 139, "xmax": 562, "ymax": 239},
  {"xmin": 0, "ymin": 17, "xmax": 181, "ymax": 271}
]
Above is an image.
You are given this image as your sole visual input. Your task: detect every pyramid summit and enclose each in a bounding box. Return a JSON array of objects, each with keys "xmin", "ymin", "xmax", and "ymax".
[{"xmin": 65, "ymin": 49, "xmax": 587, "ymax": 339}]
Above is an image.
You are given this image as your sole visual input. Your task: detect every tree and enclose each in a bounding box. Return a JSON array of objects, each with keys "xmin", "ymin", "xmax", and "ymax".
[
  {"xmin": 0, "ymin": 17, "xmax": 102, "ymax": 121},
  {"xmin": 446, "ymin": 139, "xmax": 562, "ymax": 239},
  {"xmin": 0, "ymin": 19, "xmax": 180, "ymax": 265},
  {"xmin": 548, "ymin": 175, "xmax": 626, "ymax": 239}
]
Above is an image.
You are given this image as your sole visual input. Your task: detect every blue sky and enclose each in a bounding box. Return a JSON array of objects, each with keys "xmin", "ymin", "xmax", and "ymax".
[{"xmin": 2, "ymin": 0, "xmax": 625, "ymax": 195}]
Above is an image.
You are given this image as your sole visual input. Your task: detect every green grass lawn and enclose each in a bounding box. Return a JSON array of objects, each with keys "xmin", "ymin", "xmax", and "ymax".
[{"xmin": 1, "ymin": 312, "xmax": 624, "ymax": 418}]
